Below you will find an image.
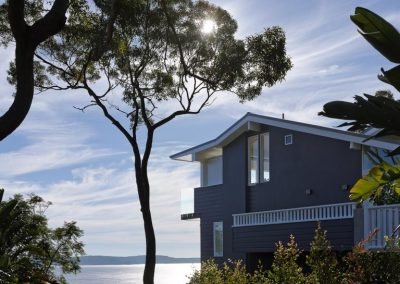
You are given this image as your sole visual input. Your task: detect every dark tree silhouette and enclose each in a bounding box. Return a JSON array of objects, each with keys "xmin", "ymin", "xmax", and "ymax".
[{"xmin": 0, "ymin": 0, "xmax": 69, "ymax": 140}]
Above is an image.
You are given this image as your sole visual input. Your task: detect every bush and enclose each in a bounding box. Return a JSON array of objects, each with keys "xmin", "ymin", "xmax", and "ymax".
[
  {"xmin": 248, "ymin": 261, "xmax": 268, "ymax": 283},
  {"xmin": 187, "ymin": 259, "xmax": 224, "ymax": 284},
  {"xmin": 187, "ymin": 225, "xmax": 400, "ymax": 284},
  {"xmin": 306, "ymin": 223, "xmax": 342, "ymax": 283},
  {"xmin": 267, "ymin": 235, "xmax": 306, "ymax": 284},
  {"xmin": 344, "ymin": 236, "xmax": 400, "ymax": 284}
]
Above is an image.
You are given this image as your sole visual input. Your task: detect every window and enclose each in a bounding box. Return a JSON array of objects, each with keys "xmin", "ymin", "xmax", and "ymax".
[
  {"xmin": 213, "ymin": 222, "xmax": 223, "ymax": 257},
  {"xmin": 248, "ymin": 133, "xmax": 270, "ymax": 184},
  {"xmin": 362, "ymin": 146, "xmax": 399, "ymax": 175},
  {"xmin": 284, "ymin": 134, "xmax": 293, "ymax": 145},
  {"xmin": 201, "ymin": 156, "xmax": 223, "ymax": 186},
  {"xmin": 248, "ymin": 135, "xmax": 259, "ymax": 184}
]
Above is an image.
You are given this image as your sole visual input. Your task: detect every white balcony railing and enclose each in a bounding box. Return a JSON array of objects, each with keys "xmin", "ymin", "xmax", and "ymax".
[
  {"xmin": 364, "ymin": 203, "xmax": 400, "ymax": 249},
  {"xmin": 233, "ymin": 202, "xmax": 356, "ymax": 227}
]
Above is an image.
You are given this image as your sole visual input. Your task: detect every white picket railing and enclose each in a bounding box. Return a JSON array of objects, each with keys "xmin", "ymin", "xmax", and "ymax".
[
  {"xmin": 364, "ymin": 203, "xmax": 400, "ymax": 249},
  {"xmin": 232, "ymin": 202, "xmax": 356, "ymax": 227}
]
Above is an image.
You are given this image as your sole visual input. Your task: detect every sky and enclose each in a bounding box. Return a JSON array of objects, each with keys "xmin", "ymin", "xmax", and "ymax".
[{"xmin": 1, "ymin": 0, "xmax": 400, "ymax": 258}]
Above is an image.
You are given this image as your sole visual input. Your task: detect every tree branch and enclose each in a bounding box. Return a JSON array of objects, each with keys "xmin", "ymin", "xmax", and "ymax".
[
  {"xmin": 8, "ymin": 0, "xmax": 27, "ymax": 41},
  {"xmin": 0, "ymin": 0, "xmax": 70, "ymax": 141},
  {"xmin": 30, "ymin": 0, "xmax": 69, "ymax": 47},
  {"xmin": 91, "ymin": 0, "xmax": 120, "ymax": 61}
]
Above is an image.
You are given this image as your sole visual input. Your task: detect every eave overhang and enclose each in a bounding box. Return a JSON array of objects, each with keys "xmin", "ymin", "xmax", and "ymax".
[{"xmin": 170, "ymin": 112, "xmax": 400, "ymax": 162}]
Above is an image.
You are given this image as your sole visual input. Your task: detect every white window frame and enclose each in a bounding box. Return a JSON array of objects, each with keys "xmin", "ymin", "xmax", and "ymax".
[
  {"xmin": 284, "ymin": 134, "xmax": 293, "ymax": 145},
  {"xmin": 248, "ymin": 135, "xmax": 259, "ymax": 185},
  {"xmin": 248, "ymin": 133, "xmax": 270, "ymax": 185},
  {"xmin": 213, "ymin": 222, "xmax": 223, "ymax": 257}
]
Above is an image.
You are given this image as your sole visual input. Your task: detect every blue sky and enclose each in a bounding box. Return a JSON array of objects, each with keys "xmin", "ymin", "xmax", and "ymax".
[{"xmin": 1, "ymin": 0, "xmax": 400, "ymax": 258}]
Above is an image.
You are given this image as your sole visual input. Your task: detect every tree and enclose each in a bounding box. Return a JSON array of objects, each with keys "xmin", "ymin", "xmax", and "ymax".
[
  {"xmin": 319, "ymin": 7, "xmax": 400, "ymax": 203},
  {"xmin": 0, "ymin": 189, "xmax": 85, "ymax": 283},
  {"xmin": 306, "ymin": 223, "xmax": 342, "ymax": 284},
  {"xmin": 0, "ymin": 0, "xmax": 69, "ymax": 141},
  {"xmin": 0, "ymin": 1, "xmax": 292, "ymax": 282}
]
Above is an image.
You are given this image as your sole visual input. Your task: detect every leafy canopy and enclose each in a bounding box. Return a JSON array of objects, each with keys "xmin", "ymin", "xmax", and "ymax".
[
  {"xmin": 0, "ymin": 189, "xmax": 85, "ymax": 284},
  {"xmin": 1, "ymin": 0, "xmax": 292, "ymax": 128}
]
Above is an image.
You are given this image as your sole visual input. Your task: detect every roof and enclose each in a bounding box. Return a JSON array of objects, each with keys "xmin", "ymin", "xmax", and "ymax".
[{"xmin": 170, "ymin": 112, "xmax": 400, "ymax": 162}]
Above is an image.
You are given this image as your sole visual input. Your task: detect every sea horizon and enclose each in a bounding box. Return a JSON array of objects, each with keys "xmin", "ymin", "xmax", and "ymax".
[{"xmin": 61, "ymin": 263, "xmax": 201, "ymax": 284}]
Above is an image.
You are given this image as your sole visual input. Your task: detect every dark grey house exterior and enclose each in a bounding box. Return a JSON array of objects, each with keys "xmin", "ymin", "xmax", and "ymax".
[{"xmin": 171, "ymin": 113, "xmax": 400, "ymax": 267}]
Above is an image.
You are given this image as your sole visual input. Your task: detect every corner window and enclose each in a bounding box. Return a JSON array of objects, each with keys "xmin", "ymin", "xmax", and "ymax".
[
  {"xmin": 248, "ymin": 133, "xmax": 270, "ymax": 185},
  {"xmin": 362, "ymin": 146, "xmax": 399, "ymax": 175},
  {"xmin": 213, "ymin": 222, "xmax": 223, "ymax": 257}
]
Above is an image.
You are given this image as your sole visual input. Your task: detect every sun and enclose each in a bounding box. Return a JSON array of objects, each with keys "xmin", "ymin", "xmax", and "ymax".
[{"xmin": 201, "ymin": 19, "xmax": 217, "ymax": 34}]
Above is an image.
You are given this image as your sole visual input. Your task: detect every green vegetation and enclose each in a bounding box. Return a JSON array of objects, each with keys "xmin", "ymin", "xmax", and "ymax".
[
  {"xmin": 0, "ymin": 189, "xmax": 84, "ymax": 284},
  {"xmin": 267, "ymin": 235, "xmax": 306, "ymax": 284},
  {"xmin": 187, "ymin": 223, "xmax": 400, "ymax": 284},
  {"xmin": 306, "ymin": 223, "xmax": 341, "ymax": 284}
]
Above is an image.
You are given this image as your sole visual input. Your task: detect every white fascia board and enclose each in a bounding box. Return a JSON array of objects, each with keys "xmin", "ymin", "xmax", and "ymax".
[{"xmin": 170, "ymin": 113, "xmax": 400, "ymax": 162}]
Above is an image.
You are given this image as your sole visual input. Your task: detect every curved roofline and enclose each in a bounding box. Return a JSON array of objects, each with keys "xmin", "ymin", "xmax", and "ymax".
[{"xmin": 171, "ymin": 112, "xmax": 399, "ymax": 162}]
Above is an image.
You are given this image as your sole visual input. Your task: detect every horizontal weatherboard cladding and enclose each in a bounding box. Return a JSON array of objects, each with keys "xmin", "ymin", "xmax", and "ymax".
[
  {"xmin": 233, "ymin": 219, "xmax": 354, "ymax": 252},
  {"xmin": 247, "ymin": 126, "xmax": 361, "ymax": 212}
]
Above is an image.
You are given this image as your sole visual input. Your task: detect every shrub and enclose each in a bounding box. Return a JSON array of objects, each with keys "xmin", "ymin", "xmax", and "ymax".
[
  {"xmin": 187, "ymin": 259, "xmax": 224, "ymax": 284},
  {"xmin": 306, "ymin": 222, "xmax": 342, "ymax": 284},
  {"xmin": 223, "ymin": 260, "xmax": 248, "ymax": 284},
  {"xmin": 187, "ymin": 226, "xmax": 400, "ymax": 284},
  {"xmin": 248, "ymin": 261, "xmax": 268, "ymax": 284},
  {"xmin": 267, "ymin": 235, "xmax": 306, "ymax": 284},
  {"xmin": 344, "ymin": 236, "xmax": 400, "ymax": 284}
]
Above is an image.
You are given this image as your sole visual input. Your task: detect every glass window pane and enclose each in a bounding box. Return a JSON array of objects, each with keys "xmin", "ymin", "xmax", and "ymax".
[
  {"xmin": 213, "ymin": 222, "xmax": 223, "ymax": 257},
  {"xmin": 248, "ymin": 135, "xmax": 259, "ymax": 184},
  {"xmin": 261, "ymin": 133, "xmax": 270, "ymax": 182},
  {"xmin": 363, "ymin": 146, "xmax": 399, "ymax": 174}
]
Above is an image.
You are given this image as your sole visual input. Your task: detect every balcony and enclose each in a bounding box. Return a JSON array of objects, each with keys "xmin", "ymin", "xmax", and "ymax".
[
  {"xmin": 364, "ymin": 203, "xmax": 400, "ymax": 249},
  {"xmin": 233, "ymin": 202, "xmax": 356, "ymax": 227},
  {"xmin": 180, "ymin": 188, "xmax": 199, "ymax": 220}
]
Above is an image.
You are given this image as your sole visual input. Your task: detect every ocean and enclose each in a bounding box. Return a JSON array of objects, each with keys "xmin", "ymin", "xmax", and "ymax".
[{"xmin": 62, "ymin": 263, "xmax": 200, "ymax": 284}]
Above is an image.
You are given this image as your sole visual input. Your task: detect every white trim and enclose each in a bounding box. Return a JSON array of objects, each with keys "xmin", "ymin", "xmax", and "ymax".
[
  {"xmin": 213, "ymin": 221, "xmax": 223, "ymax": 257},
  {"xmin": 232, "ymin": 202, "xmax": 356, "ymax": 227},
  {"xmin": 364, "ymin": 203, "xmax": 400, "ymax": 249},
  {"xmin": 171, "ymin": 113, "xmax": 399, "ymax": 162},
  {"xmin": 284, "ymin": 134, "xmax": 293, "ymax": 145}
]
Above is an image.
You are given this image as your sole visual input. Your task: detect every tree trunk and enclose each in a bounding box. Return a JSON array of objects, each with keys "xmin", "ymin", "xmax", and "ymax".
[
  {"xmin": 142, "ymin": 200, "xmax": 156, "ymax": 284},
  {"xmin": 0, "ymin": 38, "xmax": 35, "ymax": 140},
  {"xmin": 135, "ymin": 166, "xmax": 156, "ymax": 284}
]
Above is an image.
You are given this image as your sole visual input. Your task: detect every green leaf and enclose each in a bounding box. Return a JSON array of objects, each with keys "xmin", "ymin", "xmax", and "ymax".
[
  {"xmin": 350, "ymin": 176, "xmax": 380, "ymax": 201},
  {"xmin": 351, "ymin": 7, "xmax": 400, "ymax": 63},
  {"xmin": 378, "ymin": 66, "xmax": 400, "ymax": 91}
]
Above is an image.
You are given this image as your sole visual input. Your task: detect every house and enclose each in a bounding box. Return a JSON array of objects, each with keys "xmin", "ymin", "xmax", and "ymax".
[{"xmin": 171, "ymin": 112, "xmax": 400, "ymax": 269}]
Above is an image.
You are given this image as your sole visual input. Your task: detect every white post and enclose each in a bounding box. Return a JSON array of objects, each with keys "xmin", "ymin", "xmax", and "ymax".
[{"xmin": 363, "ymin": 202, "xmax": 371, "ymax": 249}]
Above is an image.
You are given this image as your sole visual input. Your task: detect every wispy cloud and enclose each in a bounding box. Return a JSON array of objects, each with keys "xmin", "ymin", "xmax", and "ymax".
[{"xmin": 2, "ymin": 144, "xmax": 200, "ymax": 257}]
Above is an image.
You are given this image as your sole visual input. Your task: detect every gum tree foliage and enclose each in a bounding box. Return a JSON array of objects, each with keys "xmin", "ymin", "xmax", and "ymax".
[
  {"xmin": 319, "ymin": 7, "xmax": 400, "ymax": 203},
  {"xmin": 0, "ymin": 0, "xmax": 69, "ymax": 141},
  {"xmin": 0, "ymin": 1, "xmax": 292, "ymax": 282},
  {"xmin": 0, "ymin": 189, "xmax": 84, "ymax": 284}
]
